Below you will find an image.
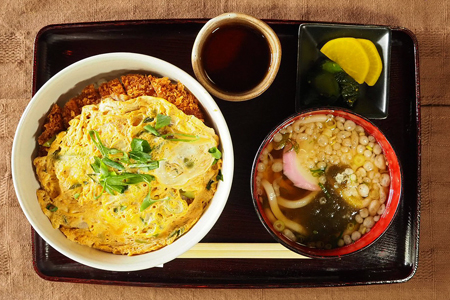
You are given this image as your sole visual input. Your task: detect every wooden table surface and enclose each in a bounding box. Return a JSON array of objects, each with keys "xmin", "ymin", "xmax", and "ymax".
[{"xmin": 0, "ymin": 0, "xmax": 447, "ymax": 299}]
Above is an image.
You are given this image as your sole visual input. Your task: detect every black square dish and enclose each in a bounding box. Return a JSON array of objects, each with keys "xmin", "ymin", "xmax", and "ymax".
[{"xmin": 296, "ymin": 23, "xmax": 392, "ymax": 119}]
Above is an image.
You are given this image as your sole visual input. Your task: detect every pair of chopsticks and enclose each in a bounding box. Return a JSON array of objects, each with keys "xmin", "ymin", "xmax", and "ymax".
[{"xmin": 178, "ymin": 243, "xmax": 308, "ymax": 259}]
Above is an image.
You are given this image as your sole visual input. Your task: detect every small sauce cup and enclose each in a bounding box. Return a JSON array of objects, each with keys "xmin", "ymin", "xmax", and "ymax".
[{"xmin": 192, "ymin": 13, "xmax": 282, "ymax": 101}]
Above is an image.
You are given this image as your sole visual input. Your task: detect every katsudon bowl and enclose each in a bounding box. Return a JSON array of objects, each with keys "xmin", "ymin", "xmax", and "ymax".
[{"xmin": 11, "ymin": 53, "xmax": 234, "ymax": 271}]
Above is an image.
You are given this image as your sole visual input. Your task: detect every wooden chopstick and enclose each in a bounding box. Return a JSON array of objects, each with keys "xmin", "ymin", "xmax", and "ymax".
[{"xmin": 177, "ymin": 243, "xmax": 308, "ymax": 259}]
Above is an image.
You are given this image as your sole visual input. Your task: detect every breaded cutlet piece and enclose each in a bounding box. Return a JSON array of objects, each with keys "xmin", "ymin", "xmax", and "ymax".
[
  {"xmin": 148, "ymin": 75, "xmax": 205, "ymax": 121},
  {"xmin": 98, "ymin": 78, "xmax": 129, "ymax": 101},
  {"xmin": 77, "ymin": 84, "xmax": 101, "ymax": 106},
  {"xmin": 37, "ymin": 104, "xmax": 64, "ymax": 146},
  {"xmin": 62, "ymin": 98, "xmax": 81, "ymax": 129},
  {"xmin": 62, "ymin": 84, "xmax": 101, "ymax": 128},
  {"xmin": 121, "ymin": 74, "xmax": 156, "ymax": 98}
]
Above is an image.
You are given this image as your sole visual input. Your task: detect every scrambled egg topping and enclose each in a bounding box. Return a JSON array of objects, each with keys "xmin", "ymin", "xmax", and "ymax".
[{"xmin": 34, "ymin": 96, "xmax": 221, "ymax": 255}]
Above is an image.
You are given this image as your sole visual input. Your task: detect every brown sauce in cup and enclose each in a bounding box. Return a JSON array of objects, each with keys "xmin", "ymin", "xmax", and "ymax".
[{"xmin": 201, "ymin": 24, "xmax": 271, "ymax": 94}]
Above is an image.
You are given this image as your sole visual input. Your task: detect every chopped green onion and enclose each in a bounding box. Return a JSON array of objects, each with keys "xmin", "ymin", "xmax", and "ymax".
[
  {"xmin": 102, "ymin": 157, "xmax": 125, "ymax": 171},
  {"xmin": 89, "ymin": 130, "xmax": 109, "ymax": 157},
  {"xmin": 273, "ymin": 220, "xmax": 285, "ymax": 232},
  {"xmin": 216, "ymin": 169, "xmax": 223, "ymax": 181},
  {"xmin": 131, "ymin": 138, "xmax": 151, "ymax": 153},
  {"xmin": 140, "ymin": 195, "xmax": 170, "ymax": 212},
  {"xmin": 69, "ymin": 183, "xmax": 82, "ymax": 189},
  {"xmin": 129, "ymin": 150, "xmax": 153, "ymax": 163},
  {"xmin": 155, "ymin": 114, "xmax": 171, "ymax": 129},
  {"xmin": 73, "ymin": 193, "xmax": 80, "ymax": 199},
  {"xmin": 46, "ymin": 203, "xmax": 58, "ymax": 212},
  {"xmin": 161, "ymin": 132, "xmax": 199, "ymax": 142},
  {"xmin": 318, "ymin": 183, "xmax": 332, "ymax": 200},
  {"xmin": 310, "ymin": 167, "xmax": 326, "ymax": 177},
  {"xmin": 128, "ymin": 161, "xmax": 159, "ymax": 170},
  {"xmin": 208, "ymin": 147, "xmax": 222, "ymax": 165},
  {"xmin": 206, "ymin": 179, "xmax": 214, "ymax": 191},
  {"xmin": 52, "ymin": 148, "xmax": 61, "ymax": 158},
  {"xmin": 143, "ymin": 117, "xmax": 154, "ymax": 123},
  {"xmin": 208, "ymin": 147, "xmax": 222, "ymax": 159},
  {"xmin": 43, "ymin": 135, "xmax": 56, "ymax": 147},
  {"xmin": 90, "ymin": 157, "xmax": 101, "ymax": 173},
  {"xmin": 144, "ymin": 125, "xmax": 160, "ymax": 136}
]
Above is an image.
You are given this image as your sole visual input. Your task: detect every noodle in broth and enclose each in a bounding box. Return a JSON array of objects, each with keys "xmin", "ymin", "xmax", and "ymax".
[{"xmin": 255, "ymin": 114, "xmax": 390, "ymax": 249}]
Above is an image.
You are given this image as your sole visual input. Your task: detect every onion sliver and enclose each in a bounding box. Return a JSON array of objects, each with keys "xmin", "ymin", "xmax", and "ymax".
[
  {"xmin": 261, "ymin": 179, "xmax": 308, "ymax": 236},
  {"xmin": 278, "ymin": 191, "xmax": 319, "ymax": 209}
]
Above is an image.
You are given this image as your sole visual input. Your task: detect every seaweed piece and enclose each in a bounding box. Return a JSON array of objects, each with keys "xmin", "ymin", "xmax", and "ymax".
[
  {"xmin": 306, "ymin": 58, "xmax": 361, "ymax": 108},
  {"xmin": 334, "ymin": 71, "xmax": 360, "ymax": 107}
]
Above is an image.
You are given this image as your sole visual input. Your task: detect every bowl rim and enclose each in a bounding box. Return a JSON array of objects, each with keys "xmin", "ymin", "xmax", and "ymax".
[
  {"xmin": 191, "ymin": 12, "xmax": 282, "ymax": 102},
  {"xmin": 250, "ymin": 107, "xmax": 402, "ymax": 258},
  {"xmin": 11, "ymin": 52, "xmax": 234, "ymax": 271}
]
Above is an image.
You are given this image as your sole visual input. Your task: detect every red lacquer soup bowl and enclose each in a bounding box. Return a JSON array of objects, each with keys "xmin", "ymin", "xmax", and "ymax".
[{"xmin": 251, "ymin": 108, "xmax": 402, "ymax": 258}]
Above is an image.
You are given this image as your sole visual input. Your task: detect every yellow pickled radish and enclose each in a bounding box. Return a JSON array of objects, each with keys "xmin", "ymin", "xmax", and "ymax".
[
  {"xmin": 356, "ymin": 39, "xmax": 383, "ymax": 86},
  {"xmin": 320, "ymin": 37, "xmax": 370, "ymax": 84}
]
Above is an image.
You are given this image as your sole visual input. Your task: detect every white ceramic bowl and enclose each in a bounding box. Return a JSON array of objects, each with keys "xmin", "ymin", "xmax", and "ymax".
[{"xmin": 11, "ymin": 53, "xmax": 234, "ymax": 271}]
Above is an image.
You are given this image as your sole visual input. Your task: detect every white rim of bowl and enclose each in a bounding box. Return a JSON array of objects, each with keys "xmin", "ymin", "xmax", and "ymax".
[{"xmin": 11, "ymin": 52, "xmax": 234, "ymax": 271}]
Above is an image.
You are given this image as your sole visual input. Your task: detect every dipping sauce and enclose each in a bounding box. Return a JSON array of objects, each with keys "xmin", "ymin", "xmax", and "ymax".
[{"xmin": 201, "ymin": 24, "xmax": 271, "ymax": 94}]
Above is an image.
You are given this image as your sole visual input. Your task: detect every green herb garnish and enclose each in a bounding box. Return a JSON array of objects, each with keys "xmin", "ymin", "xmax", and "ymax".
[
  {"xmin": 144, "ymin": 115, "xmax": 199, "ymax": 142},
  {"xmin": 310, "ymin": 166, "xmax": 326, "ymax": 177},
  {"xmin": 144, "ymin": 125, "xmax": 160, "ymax": 136},
  {"xmin": 216, "ymin": 169, "xmax": 223, "ymax": 181},
  {"xmin": 206, "ymin": 179, "xmax": 214, "ymax": 191},
  {"xmin": 69, "ymin": 183, "xmax": 82, "ymax": 189},
  {"xmin": 131, "ymin": 138, "xmax": 151, "ymax": 153},
  {"xmin": 128, "ymin": 161, "xmax": 160, "ymax": 171},
  {"xmin": 208, "ymin": 147, "xmax": 222, "ymax": 165},
  {"xmin": 46, "ymin": 203, "xmax": 58, "ymax": 212},
  {"xmin": 160, "ymin": 132, "xmax": 199, "ymax": 142},
  {"xmin": 155, "ymin": 114, "xmax": 171, "ymax": 129},
  {"xmin": 43, "ymin": 135, "xmax": 56, "ymax": 147},
  {"xmin": 128, "ymin": 150, "xmax": 153, "ymax": 163},
  {"xmin": 140, "ymin": 195, "xmax": 170, "ymax": 212},
  {"xmin": 318, "ymin": 183, "xmax": 332, "ymax": 200},
  {"xmin": 102, "ymin": 157, "xmax": 125, "ymax": 171},
  {"xmin": 143, "ymin": 117, "xmax": 154, "ymax": 123}
]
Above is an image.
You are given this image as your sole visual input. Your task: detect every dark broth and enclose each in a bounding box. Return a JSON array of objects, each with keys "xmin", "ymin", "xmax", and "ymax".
[
  {"xmin": 280, "ymin": 165, "xmax": 357, "ymax": 245},
  {"xmin": 201, "ymin": 24, "xmax": 271, "ymax": 93}
]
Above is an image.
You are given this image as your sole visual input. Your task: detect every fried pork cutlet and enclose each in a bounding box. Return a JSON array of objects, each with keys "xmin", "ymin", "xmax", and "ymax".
[
  {"xmin": 98, "ymin": 78, "xmax": 129, "ymax": 101},
  {"xmin": 149, "ymin": 75, "xmax": 205, "ymax": 121},
  {"xmin": 62, "ymin": 84, "xmax": 101, "ymax": 128},
  {"xmin": 121, "ymin": 74, "xmax": 156, "ymax": 98},
  {"xmin": 37, "ymin": 104, "xmax": 64, "ymax": 146}
]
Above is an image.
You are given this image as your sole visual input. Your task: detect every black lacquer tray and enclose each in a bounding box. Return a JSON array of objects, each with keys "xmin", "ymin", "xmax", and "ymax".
[{"xmin": 31, "ymin": 19, "xmax": 420, "ymax": 288}]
